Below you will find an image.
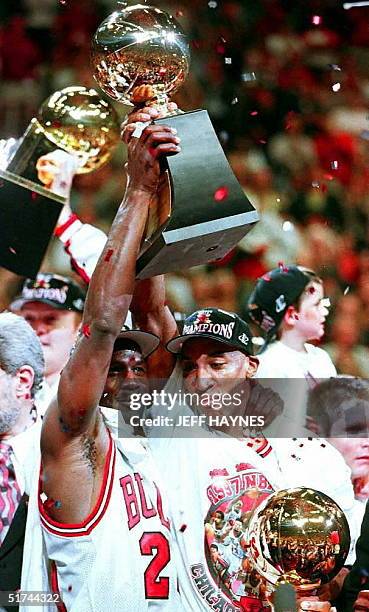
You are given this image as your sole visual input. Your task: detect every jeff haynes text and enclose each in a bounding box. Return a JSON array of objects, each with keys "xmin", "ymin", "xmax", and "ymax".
[{"xmin": 129, "ymin": 415, "xmax": 265, "ymax": 428}]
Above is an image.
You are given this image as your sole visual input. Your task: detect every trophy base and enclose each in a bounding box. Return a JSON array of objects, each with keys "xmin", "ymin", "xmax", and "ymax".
[
  {"xmin": 136, "ymin": 208, "xmax": 258, "ymax": 278},
  {"xmin": 0, "ymin": 169, "xmax": 64, "ymax": 278},
  {"xmin": 136, "ymin": 109, "xmax": 258, "ymax": 278}
]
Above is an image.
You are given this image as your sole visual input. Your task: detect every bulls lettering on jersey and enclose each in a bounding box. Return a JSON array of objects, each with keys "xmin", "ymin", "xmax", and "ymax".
[{"xmin": 39, "ymin": 435, "xmax": 181, "ymax": 611}]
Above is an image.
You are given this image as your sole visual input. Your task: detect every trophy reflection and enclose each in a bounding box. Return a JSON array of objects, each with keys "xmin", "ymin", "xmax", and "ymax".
[
  {"xmin": 246, "ymin": 487, "xmax": 350, "ymax": 608},
  {"xmin": 91, "ymin": 4, "xmax": 259, "ymax": 278},
  {"xmin": 0, "ymin": 86, "xmax": 120, "ymax": 277}
]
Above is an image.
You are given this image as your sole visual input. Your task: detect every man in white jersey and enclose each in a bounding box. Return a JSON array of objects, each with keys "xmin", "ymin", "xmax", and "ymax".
[
  {"xmin": 35, "ymin": 122, "xmax": 183, "ymax": 611},
  {"xmin": 116, "ymin": 107, "xmax": 357, "ymax": 612}
]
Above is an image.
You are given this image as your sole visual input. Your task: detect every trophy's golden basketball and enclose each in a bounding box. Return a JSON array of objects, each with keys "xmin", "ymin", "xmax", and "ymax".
[
  {"xmin": 247, "ymin": 487, "xmax": 350, "ymax": 594},
  {"xmin": 91, "ymin": 4, "xmax": 190, "ymax": 107},
  {"xmin": 32, "ymin": 86, "xmax": 119, "ymax": 174},
  {"xmin": 90, "ymin": 4, "xmax": 258, "ymax": 279}
]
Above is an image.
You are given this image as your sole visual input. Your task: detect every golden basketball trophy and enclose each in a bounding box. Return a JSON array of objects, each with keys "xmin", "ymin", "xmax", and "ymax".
[
  {"xmin": 247, "ymin": 487, "xmax": 350, "ymax": 609},
  {"xmin": 91, "ymin": 4, "xmax": 258, "ymax": 278},
  {"xmin": 0, "ymin": 86, "xmax": 120, "ymax": 277}
]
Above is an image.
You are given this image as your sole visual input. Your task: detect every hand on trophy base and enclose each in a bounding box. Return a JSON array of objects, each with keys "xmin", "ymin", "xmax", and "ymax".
[{"xmin": 121, "ymin": 102, "xmax": 179, "ymax": 144}]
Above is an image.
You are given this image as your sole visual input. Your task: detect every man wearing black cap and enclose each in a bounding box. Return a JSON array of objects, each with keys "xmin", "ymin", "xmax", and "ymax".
[{"xmin": 10, "ymin": 273, "xmax": 86, "ymax": 415}]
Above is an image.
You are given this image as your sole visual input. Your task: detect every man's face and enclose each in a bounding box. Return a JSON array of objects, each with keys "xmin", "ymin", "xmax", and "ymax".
[
  {"xmin": 180, "ymin": 338, "xmax": 255, "ymax": 415},
  {"xmin": 0, "ymin": 367, "xmax": 21, "ymax": 434},
  {"xmin": 293, "ymin": 282, "xmax": 329, "ymax": 341},
  {"xmin": 330, "ymin": 437, "xmax": 369, "ymax": 479},
  {"xmin": 19, "ymin": 302, "xmax": 80, "ymax": 380},
  {"xmin": 213, "ymin": 512, "xmax": 224, "ymax": 528},
  {"xmin": 233, "ymin": 520, "xmax": 243, "ymax": 536},
  {"xmin": 104, "ymin": 348, "xmax": 149, "ymax": 418}
]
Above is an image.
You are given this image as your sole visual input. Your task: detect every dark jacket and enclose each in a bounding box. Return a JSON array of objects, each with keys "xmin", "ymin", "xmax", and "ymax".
[
  {"xmin": 338, "ymin": 500, "xmax": 369, "ymax": 611},
  {"xmin": 0, "ymin": 494, "xmax": 28, "ymax": 612}
]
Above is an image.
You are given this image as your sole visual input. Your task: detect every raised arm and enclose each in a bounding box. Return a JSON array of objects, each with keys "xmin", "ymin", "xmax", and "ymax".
[
  {"xmin": 131, "ymin": 275, "xmax": 178, "ymax": 380},
  {"xmin": 42, "ymin": 125, "xmax": 181, "ymax": 450}
]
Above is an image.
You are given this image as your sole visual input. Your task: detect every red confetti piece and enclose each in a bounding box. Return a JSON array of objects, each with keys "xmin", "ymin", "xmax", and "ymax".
[
  {"xmin": 312, "ymin": 15, "xmax": 322, "ymax": 25},
  {"xmin": 82, "ymin": 324, "xmax": 91, "ymax": 338},
  {"xmin": 8, "ymin": 247, "xmax": 16, "ymax": 255},
  {"xmin": 176, "ymin": 10, "xmax": 184, "ymax": 17},
  {"xmin": 321, "ymin": 183, "xmax": 328, "ymax": 193},
  {"xmin": 323, "ymin": 173, "xmax": 334, "ymax": 181},
  {"xmin": 44, "ymin": 497, "xmax": 55, "ymax": 511},
  {"xmin": 250, "ymin": 111, "xmax": 258, "ymax": 116},
  {"xmin": 278, "ymin": 261, "xmax": 289, "ymax": 272},
  {"xmin": 104, "ymin": 249, "xmax": 114, "ymax": 262},
  {"xmin": 31, "ymin": 191, "xmax": 38, "ymax": 200},
  {"xmin": 52, "ymin": 120, "xmax": 62, "ymax": 128},
  {"xmin": 214, "ymin": 186, "xmax": 229, "ymax": 201},
  {"xmin": 216, "ymin": 43, "xmax": 225, "ymax": 54},
  {"xmin": 258, "ymin": 139, "xmax": 267, "ymax": 145},
  {"xmin": 262, "ymin": 273, "xmax": 272, "ymax": 281},
  {"xmin": 179, "ymin": 524, "xmax": 187, "ymax": 532}
]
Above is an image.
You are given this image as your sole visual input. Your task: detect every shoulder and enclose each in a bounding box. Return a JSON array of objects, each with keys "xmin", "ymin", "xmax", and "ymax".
[
  {"xmin": 256, "ymin": 342, "xmax": 289, "ymax": 378},
  {"xmin": 305, "ymin": 344, "xmax": 337, "ymax": 372}
]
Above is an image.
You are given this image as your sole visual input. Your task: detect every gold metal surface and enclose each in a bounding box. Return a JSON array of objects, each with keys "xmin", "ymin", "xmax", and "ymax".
[
  {"xmin": 91, "ymin": 4, "xmax": 190, "ymax": 106},
  {"xmin": 247, "ymin": 487, "xmax": 350, "ymax": 593},
  {"xmin": 37, "ymin": 86, "xmax": 120, "ymax": 173}
]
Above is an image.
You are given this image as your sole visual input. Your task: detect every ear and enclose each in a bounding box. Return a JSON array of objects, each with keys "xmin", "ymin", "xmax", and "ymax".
[
  {"xmin": 14, "ymin": 365, "xmax": 35, "ymax": 400},
  {"xmin": 246, "ymin": 356, "xmax": 259, "ymax": 378},
  {"xmin": 283, "ymin": 305, "xmax": 299, "ymax": 327}
]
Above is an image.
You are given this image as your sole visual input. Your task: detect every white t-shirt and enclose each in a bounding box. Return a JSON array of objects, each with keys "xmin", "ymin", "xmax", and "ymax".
[
  {"xmin": 255, "ymin": 341, "xmax": 337, "ymax": 434},
  {"xmin": 147, "ymin": 366, "xmax": 360, "ymax": 610},
  {"xmin": 256, "ymin": 340, "xmax": 337, "ymax": 380}
]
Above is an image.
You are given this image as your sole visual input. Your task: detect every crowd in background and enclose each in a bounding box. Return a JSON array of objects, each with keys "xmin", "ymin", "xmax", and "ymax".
[{"xmin": 2, "ymin": 0, "xmax": 369, "ymax": 375}]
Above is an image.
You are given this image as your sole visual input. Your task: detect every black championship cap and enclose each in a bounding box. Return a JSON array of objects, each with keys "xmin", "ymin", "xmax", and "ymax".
[
  {"xmin": 166, "ymin": 308, "xmax": 253, "ymax": 355},
  {"xmin": 246, "ymin": 265, "xmax": 315, "ymax": 336},
  {"xmin": 114, "ymin": 326, "xmax": 160, "ymax": 359},
  {"xmin": 11, "ymin": 272, "xmax": 86, "ymax": 313}
]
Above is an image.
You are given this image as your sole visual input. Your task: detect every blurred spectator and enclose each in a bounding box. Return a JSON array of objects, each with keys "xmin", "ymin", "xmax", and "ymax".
[{"xmin": 308, "ymin": 377, "xmax": 369, "ymax": 502}]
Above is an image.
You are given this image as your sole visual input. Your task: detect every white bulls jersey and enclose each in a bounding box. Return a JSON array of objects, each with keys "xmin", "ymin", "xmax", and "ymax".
[{"xmin": 38, "ymin": 434, "xmax": 182, "ymax": 612}]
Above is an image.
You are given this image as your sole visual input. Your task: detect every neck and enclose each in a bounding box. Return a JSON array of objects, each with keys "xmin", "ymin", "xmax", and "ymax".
[
  {"xmin": 279, "ymin": 330, "xmax": 307, "ymax": 353},
  {"xmin": 1, "ymin": 400, "xmax": 36, "ymax": 439},
  {"xmin": 45, "ymin": 370, "xmax": 60, "ymax": 388}
]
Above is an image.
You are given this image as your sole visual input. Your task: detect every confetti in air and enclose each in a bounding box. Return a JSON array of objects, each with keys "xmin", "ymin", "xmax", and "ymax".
[
  {"xmin": 332, "ymin": 83, "xmax": 341, "ymax": 92},
  {"xmin": 343, "ymin": 1, "xmax": 369, "ymax": 8},
  {"xmin": 179, "ymin": 524, "xmax": 187, "ymax": 532},
  {"xmin": 344, "ymin": 286, "xmax": 350, "ymax": 295},
  {"xmin": 231, "ymin": 97, "xmax": 238, "ymax": 104},
  {"xmin": 331, "ymin": 160, "xmax": 339, "ymax": 170},
  {"xmin": 214, "ymin": 186, "xmax": 229, "ymax": 201},
  {"xmin": 31, "ymin": 192, "xmax": 38, "ymax": 200},
  {"xmin": 225, "ymin": 57, "xmax": 232, "ymax": 64},
  {"xmin": 208, "ymin": 0, "xmax": 218, "ymax": 7},
  {"xmin": 312, "ymin": 15, "xmax": 322, "ymax": 24},
  {"xmin": 8, "ymin": 247, "xmax": 16, "ymax": 255},
  {"xmin": 241, "ymin": 72, "xmax": 257, "ymax": 82},
  {"xmin": 329, "ymin": 64, "xmax": 342, "ymax": 71}
]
